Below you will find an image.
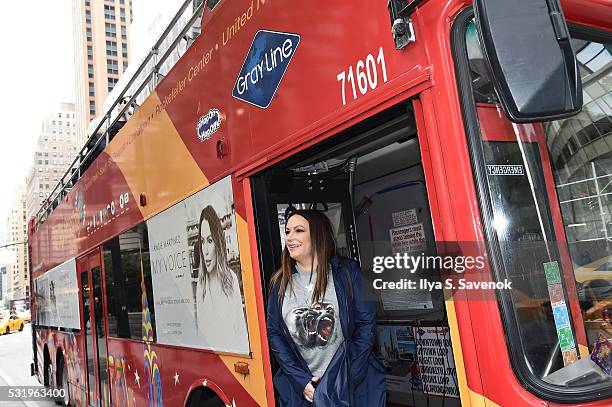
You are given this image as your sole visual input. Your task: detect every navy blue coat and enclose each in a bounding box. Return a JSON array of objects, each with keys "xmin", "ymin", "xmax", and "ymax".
[{"xmin": 266, "ymin": 256, "xmax": 386, "ymax": 406}]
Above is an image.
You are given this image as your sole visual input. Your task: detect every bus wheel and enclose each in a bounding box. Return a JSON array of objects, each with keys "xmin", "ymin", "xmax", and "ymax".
[
  {"xmin": 186, "ymin": 387, "xmax": 225, "ymax": 407},
  {"xmin": 45, "ymin": 363, "xmax": 53, "ymax": 389},
  {"xmin": 56, "ymin": 361, "xmax": 70, "ymax": 406}
]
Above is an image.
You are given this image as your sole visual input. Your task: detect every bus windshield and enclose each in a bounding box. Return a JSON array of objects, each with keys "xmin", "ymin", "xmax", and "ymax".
[{"xmin": 463, "ymin": 19, "xmax": 612, "ymax": 390}]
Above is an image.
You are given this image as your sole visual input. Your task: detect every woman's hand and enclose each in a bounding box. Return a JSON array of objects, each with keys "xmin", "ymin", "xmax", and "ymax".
[{"xmin": 303, "ymin": 376, "xmax": 319, "ymax": 402}]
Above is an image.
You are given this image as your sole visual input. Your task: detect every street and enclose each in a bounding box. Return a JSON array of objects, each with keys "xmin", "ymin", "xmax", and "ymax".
[{"xmin": 0, "ymin": 324, "xmax": 56, "ymax": 406}]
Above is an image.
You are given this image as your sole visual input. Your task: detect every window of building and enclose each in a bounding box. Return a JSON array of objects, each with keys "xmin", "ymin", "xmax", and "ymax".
[
  {"xmin": 105, "ymin": 22, "xmax": 116, "ymax": 37},
  {"xmin": 107, "ymin": 59, "xmax": 119, "ymax": 75},
  {"xmin": 108, "ymin": 77, "xmax": 118, "ymax": 92},
  {"xmin": 104, "ymin": 4, "xmax": 115, "ymax": 19},
  {"xmin": 106, "ymin": 41, "xmax": 117, "ymax": 56},
  {"xmin": 88, "ymin": 64, "xmax": 94, "ymax": 75},
  {"xmin": 103, "ymin": 223, "xmax": 156, "ymax": 341},
  {"xmin": 121, "ymin": 26, "xmax": 127, "ymax": 39}
]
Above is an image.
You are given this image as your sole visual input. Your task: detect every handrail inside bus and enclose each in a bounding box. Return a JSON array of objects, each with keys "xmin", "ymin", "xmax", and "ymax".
[{"xmin": 33, "ymin": 0, "xmax": 206, "ymax": 229}]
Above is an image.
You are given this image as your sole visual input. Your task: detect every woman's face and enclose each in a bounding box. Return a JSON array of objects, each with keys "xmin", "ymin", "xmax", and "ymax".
[
  {"xmin": 200, "ymin": 219, "xmax": 217, "ymax": 272},
  {"xmin": 285, "ymin": 214, "xmax": 312, "ymax": 263}
]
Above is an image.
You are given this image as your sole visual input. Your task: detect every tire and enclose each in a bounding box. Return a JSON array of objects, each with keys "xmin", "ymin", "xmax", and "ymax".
[
  {"xmin": 45, "ymin": 363, "xmax": 53, "ymax": 388},
  {"xmin": 56, "ymin": 362, "xmax": 69, "ymax": 406},
  {"xmin": 19, "ymin": 324, "xmax": 24, "ymax": 332},
  {"xmin": 5, "ymin": 327, "xmax": 9, "ymax": 335}
]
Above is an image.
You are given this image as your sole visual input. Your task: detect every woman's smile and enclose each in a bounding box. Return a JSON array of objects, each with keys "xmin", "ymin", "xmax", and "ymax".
[{"xmin": 285, "ymin": 214, "xmax": 312, "ymax": 263}]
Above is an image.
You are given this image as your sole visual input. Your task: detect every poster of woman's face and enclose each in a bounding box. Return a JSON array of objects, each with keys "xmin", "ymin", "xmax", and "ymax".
[{"xmin": 146, "ymin": 176, "xmax": 250, "ymax": 354}]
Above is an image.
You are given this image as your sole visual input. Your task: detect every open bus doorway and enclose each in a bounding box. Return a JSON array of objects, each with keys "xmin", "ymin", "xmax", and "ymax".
[{"xmin": 252, "ymin": 99, "xmax": 461, "ymax": 406}]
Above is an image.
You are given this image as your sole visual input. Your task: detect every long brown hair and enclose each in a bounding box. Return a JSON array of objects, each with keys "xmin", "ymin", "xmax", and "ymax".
[
  {"xmin": 194, "ymin": 205, "xmax": 234, "ymax": 300},
  {"xmin": 270, "ymin": 209, "xmax": 337, "ymax": 304}
]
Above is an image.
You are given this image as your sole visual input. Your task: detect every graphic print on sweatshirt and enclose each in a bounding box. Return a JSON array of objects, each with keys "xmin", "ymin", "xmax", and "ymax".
[{"xmin": 288, "ymin": 301, "xmax": 338, "ymax": 348}]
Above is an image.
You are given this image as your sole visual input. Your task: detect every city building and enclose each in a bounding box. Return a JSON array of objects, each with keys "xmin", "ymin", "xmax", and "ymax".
[
  {"xmin": 72, "ymin": 0, "xmax": 133, "ymax": 146},
  {"xmin": 103, "ymin": 0, "xmax": 201, "ymax": 115},
  {"xmin": 4, "ymin": 182, "xmax": 28, "ymax": 303},
  {"xmin": 25, "ymin": 103, "xmax": 80, "ymax": 221}
]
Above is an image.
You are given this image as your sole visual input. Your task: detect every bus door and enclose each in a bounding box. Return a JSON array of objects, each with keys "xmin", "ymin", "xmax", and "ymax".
[
  {"xmin": 78, "ymin": 249, "xmax": 110, "ymax": 407},
  {"xmin": 252, "ymin": 99, "xmax": 461, "ymax": 406}
]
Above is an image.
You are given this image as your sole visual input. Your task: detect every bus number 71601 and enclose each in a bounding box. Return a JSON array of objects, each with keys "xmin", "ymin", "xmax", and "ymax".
[{"xmin": 337, "ymin": 46, "xmax": 388, "ymax": 106}]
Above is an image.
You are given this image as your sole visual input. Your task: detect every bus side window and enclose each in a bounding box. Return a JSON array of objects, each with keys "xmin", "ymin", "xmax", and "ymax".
[{"xmin": 103, "ymin": 223, "xmax": 156, "ymax": 341}]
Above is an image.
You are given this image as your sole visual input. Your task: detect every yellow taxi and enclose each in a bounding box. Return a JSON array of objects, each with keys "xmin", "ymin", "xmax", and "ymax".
[
  {"xmin": 0, "ymin": 315, "xmax": 25, "ymax": 335},
  {"xmin": 19, "ymin": 311, "xmax": 32, "ymax": 324}
]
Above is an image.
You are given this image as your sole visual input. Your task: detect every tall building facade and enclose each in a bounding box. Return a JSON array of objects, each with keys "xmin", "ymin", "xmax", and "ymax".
[
  {"xmin": 4, "ymin": 182, "xmax": 28, "ymax": 302},
  {"xmin": 72, "ymin": 0, "xmax": 132, "ymax": 146},
  {"xmin": 26, "ymin": 103, "xmax": 80, "ymax": 221}
]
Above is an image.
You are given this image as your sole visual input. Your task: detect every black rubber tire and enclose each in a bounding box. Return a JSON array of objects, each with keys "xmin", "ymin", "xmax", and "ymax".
[
  {"xmin": 5, "ymin": 327, "xmax": 9, "ymax": 334},
  {"xmin": 55, "ymin": 361, "xmax": 69, "ymax": 406},
  {"xmin": 45, "ymin": 363, "xmax": 53, "ymax": 388},
  {"xmin": 19, "ymin": 324, "xmax": 23, "ymax": 332},
  {"xmin": 61, "ymin": 363, "xmax": 70, "ymax": 406}
]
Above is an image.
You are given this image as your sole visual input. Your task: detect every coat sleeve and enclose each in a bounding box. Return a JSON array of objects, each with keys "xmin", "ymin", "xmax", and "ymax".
[
  {"xmin": 347, "ymin": 260, "xmax": 377, "ymax": 386},
  {"xmin": 266, "ymin": 285, "xmax": 313, "ymax": 395}
]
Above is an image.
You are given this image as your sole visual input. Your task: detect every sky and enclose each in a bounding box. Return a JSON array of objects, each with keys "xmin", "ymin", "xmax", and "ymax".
[{"xmin": 0, "ymin": 0, "xmax": 75, "ymax": 241}]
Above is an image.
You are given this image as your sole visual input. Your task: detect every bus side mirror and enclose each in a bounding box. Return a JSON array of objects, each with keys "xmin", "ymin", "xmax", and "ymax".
[{"xmin": 474, "ymin": 0, "xmax": 582, "ymax": 123}]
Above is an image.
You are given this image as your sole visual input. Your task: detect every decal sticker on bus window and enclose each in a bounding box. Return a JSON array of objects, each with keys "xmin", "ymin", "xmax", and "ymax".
[
  {"xmin": 392, "ymin": 208, "xmax": 418, "ymax": 227},
  {"xmin": 196, "ymin": 108, "xmax": 221, "ymax": 141},
  {"xmin": 146, "ymin": 176, "xmax": 249, "ymax": 354},
  {"xmin": 416, "ymin": 326, "xmax": 459, "ymax": 398},
  {"xmin": 232, "ymin": 30, "xmax": 300, "ymax": 108},
  {"xmin": 389, "ymin": 223, "xmax": 426, "ymax": 254},
  {"xmin": 544, "ymin": 261, "xmax": 562, "ymax": 285},
  {"xmin": 486, "ymin": 164, "xmax": 525, "ymax": 176},
  {"xmin": 543, "ymin": 261, "xmax": 578, "ymax": 365}
]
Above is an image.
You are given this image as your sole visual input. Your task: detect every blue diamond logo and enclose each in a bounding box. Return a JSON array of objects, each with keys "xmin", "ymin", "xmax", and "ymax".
[{"xmin": 232, "ymin": 30, "xmax": 300, "ymax": 109}]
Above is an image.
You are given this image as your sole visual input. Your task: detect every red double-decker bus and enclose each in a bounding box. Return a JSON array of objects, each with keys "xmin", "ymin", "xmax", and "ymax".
[{"xmin": 28, "ymin": 0, "xmax": 612, "ymax": 406}]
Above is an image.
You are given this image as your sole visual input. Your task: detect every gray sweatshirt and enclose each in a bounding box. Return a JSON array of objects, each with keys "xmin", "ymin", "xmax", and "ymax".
[{"xmin": 282, "ymin": 268, "xmax": 344, "ymax": 377}]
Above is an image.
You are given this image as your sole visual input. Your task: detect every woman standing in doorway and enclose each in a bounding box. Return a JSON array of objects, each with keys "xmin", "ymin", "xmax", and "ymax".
[
  {"xmin": 194, "ymin": 205, "xmax": 249, "ymax": 353},
  {"xmin": 267, "ymin": 209, "xmax": 385, "ymax": 406}
]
